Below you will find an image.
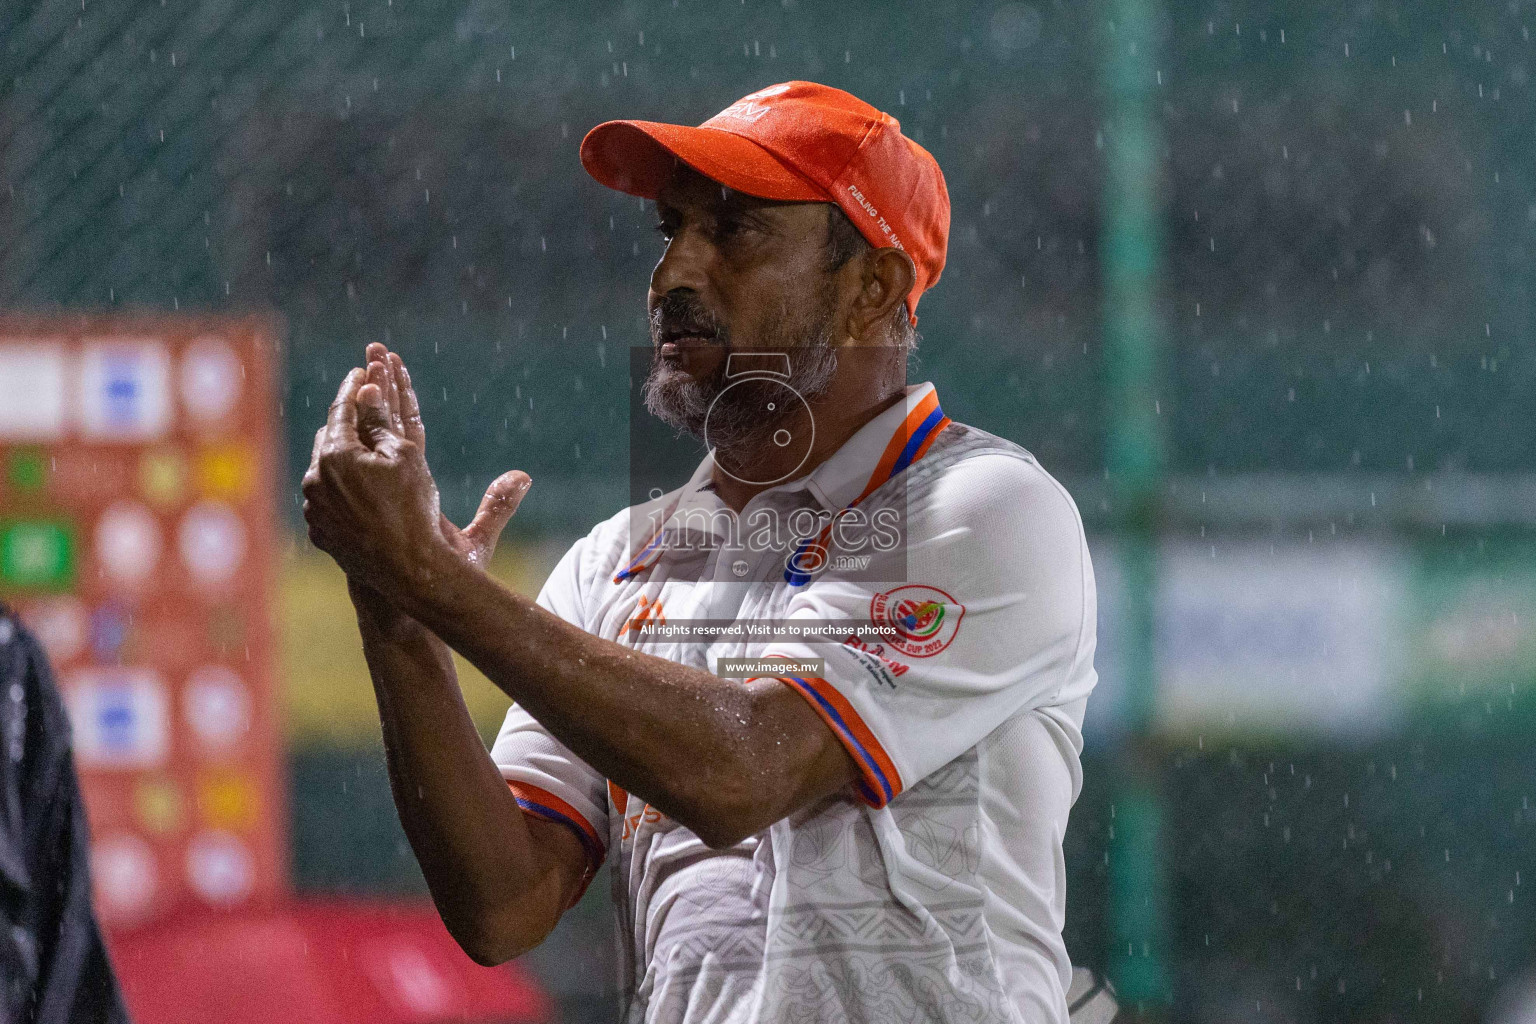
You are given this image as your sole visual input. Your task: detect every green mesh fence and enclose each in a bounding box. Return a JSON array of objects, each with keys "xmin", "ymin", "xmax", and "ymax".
[{"xmin": 8, "ymin": 2, "xmax": 1536, "ymax": 1021}]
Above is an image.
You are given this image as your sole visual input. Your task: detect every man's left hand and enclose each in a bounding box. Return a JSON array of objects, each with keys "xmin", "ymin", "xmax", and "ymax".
[
  {"xmin": 377, "ymin": 346, "xmax": 530, "ymax": 571},
  {"xmin": 301, "ymin": 361, "xmax": 448, "ymax": 601},
  {"xmin": 303, "ymin": 347, "xmax": 533, "ymax": 606}
]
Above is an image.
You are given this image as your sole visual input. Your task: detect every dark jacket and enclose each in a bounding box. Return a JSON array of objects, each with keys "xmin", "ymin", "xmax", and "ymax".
[{"xmin": 0, "ymin": 607, "xmax": 130, "ymax": 1024}]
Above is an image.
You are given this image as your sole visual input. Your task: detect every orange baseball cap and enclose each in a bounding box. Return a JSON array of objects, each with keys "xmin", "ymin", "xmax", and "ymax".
[{"xmin": 580, "ymin": 81, "xmax": 950, "ymax": 324}]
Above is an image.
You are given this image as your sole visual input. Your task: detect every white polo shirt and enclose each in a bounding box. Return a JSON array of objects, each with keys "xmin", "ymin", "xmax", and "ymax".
[{"xmin": 491, "ymin": 382, "xmax": 1098, "ymax": 1024}]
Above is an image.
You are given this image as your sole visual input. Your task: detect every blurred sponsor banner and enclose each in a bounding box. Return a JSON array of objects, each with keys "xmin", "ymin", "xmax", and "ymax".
[
  {"xmin": 1084, "ymin": 536, "xmax": 1536, "ymax": 743},
  {"xmin": 1154, "ymin": 540, "xmax": 1411, "ymax": 737},
  {"xmin": 1085, "ymin": 539, "xmax": 1413, "ymax": 742},
  {"xmin": 0, "ymin": 314, "xmax": 285, "ymax": 928}
]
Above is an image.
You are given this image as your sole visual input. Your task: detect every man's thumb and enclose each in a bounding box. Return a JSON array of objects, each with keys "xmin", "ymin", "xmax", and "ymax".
[{"xmin": 462, "ymin": 471, "xmax": 532, "ymax": 552}]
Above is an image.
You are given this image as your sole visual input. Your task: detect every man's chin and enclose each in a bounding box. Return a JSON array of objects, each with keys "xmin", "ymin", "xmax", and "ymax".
[
  {"xmin": 643, "ymin": 371, "xmax": 773, "ymax": 454},
  {"xmin": 642, "ymin": 365, "xmax": 713, "ymax": 439}
]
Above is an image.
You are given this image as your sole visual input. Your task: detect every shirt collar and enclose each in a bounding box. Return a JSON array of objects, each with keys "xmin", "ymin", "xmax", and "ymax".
[
  {"xmin": 612, "ymin": 454, "xmax": 722, "ymax": 583},
  {"xmin": 614, "ymin": 384, "xmax": 948, "ymax": 584},
  {"xmin": 664, "ymin": 451, "xmax": 731, "ymax": 543},
  {"xmin": 674, "ymin": 449, "xmax": 723, "ymax": 510},
  {"xmin": 795, "ymin": 382, "xmax": 947, "ymax": 510}
]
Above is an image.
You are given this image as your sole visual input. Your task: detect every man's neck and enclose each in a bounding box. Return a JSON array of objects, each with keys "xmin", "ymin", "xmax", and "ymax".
[{"xmin": 709, "ymin": 381, "xmax": 907, "ymax": 513}]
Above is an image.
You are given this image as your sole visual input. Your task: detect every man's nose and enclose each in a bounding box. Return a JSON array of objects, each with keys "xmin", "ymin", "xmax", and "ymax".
[{"xmin": 649, "ymin": 225, "xmax": 712, "ymax": 299}]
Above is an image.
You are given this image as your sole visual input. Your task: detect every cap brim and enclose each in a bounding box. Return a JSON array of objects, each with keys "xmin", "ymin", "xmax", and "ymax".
[{"xmin": 579, "ymin": 120, "xmax": 825, "ymax": 203}]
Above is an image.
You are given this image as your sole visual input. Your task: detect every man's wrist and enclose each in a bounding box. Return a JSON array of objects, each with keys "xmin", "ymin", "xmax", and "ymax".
[
  {"xmin": 348, "ymin": 577, "xmax": 419, "ymax": 637},
  {"xmin": 388, "ymin": 540, "xmax": 478, "ymax": 637}
]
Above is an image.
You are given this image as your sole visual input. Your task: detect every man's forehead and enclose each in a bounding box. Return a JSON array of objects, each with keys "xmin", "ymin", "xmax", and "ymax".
[{"xmin": 655, "ymin": 164, "xmax": 812, "ymax": 217}]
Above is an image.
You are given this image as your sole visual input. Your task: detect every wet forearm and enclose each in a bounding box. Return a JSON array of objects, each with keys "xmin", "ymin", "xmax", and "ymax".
[
  {"xmin": 350, "ymin": 587, "xmax": 565, "ymax": 957},
  {"xmin": 389, "ymin": 553, "xmax": 842, "ymax": 847}
]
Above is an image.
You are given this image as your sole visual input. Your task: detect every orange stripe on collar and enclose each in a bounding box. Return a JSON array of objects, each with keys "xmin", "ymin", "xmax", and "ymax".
[{"xmin": 857, "ymin": 388, "xmax": 942, "ymax": 504}]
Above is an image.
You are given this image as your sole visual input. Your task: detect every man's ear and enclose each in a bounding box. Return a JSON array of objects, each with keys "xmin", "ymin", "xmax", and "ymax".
[{"xmin": 844, "ymin": 247, "xmax": 916, "ymax": 343}]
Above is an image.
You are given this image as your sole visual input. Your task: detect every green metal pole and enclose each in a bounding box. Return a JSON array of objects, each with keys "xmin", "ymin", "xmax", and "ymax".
[{"xmin": 1099, "ymin": 0, "xmax": 1171, "ymax": 1013}]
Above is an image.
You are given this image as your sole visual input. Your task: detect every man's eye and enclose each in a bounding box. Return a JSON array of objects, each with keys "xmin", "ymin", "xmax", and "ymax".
[{"xmin": 653, "ymin": 222, "xmax": 674, "ymax": 241}]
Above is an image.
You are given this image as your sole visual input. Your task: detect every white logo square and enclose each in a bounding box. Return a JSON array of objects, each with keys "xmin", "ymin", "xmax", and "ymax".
[{"xmin": 0, "ymin": 341, "xmax": 68, "ymax": 439}]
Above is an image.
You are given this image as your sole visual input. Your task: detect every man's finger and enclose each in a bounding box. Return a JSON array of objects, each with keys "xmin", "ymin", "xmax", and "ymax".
[
  {"xmin": 327, "ymin": 364, "xmax": 364, "ymax": 409},
  {"xmin": 367, "ymin": 425, "xmax": 414, "ymax": 462},
  {"xmin": 462, "ymin": 471, "xmax": 533, "ymax": 555},
  {"xmin": 395, "ymin": 355, "xmax": 428, "ymax": 448},
  {"xmin": 385, "ymin": 355, "xmax": 405, "ymax": 435},
  {"xmin": 356, "ymin": 381, "xmax": 395, "ymax": 447},
  {"xmin": 365, "ymin": 343, "xmax": 404, "ymax": 434},
  {"xmin": 364, "ymin": 359, "xmax": 395, "ymax": 446}
]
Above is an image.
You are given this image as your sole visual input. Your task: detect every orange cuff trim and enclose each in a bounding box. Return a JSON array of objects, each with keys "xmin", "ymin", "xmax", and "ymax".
[
  {"xmin": 507, "ymin": 781, "xmax": 604, "ymax": 908},
  {"xmin": 751, "ymin": 665, "xmax": 903, "ymax": 808},
  {"xmin": 606, "ymin": 779, "xmax": 630, "ymax": 817},
  {"xmin": 507, "ymin": 780, "xmax": 606, "ymax": 871}
]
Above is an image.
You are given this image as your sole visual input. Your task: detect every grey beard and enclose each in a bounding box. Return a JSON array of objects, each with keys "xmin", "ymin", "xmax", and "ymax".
[{"xmin": 642, "ymin": 340, "xmax": 838, "ymax": 455}]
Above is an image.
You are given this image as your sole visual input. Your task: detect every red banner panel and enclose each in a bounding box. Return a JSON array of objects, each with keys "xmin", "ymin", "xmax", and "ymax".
[
  {"xmin": 111, "ymin": 902, "xmax": 555, "ymax": 1024},
  {"xmin": 0, "ymin": 314, "xmax": 286, "ymax": 928}
]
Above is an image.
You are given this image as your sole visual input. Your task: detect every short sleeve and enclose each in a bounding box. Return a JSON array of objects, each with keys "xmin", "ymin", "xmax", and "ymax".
[
  {"xmin": 752, "ymin": 455, "xmax": 1097, "ymax": 807},
  {"xmin": 489, "ymin": 535, "xmax": 610, "ymax": 896}
]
